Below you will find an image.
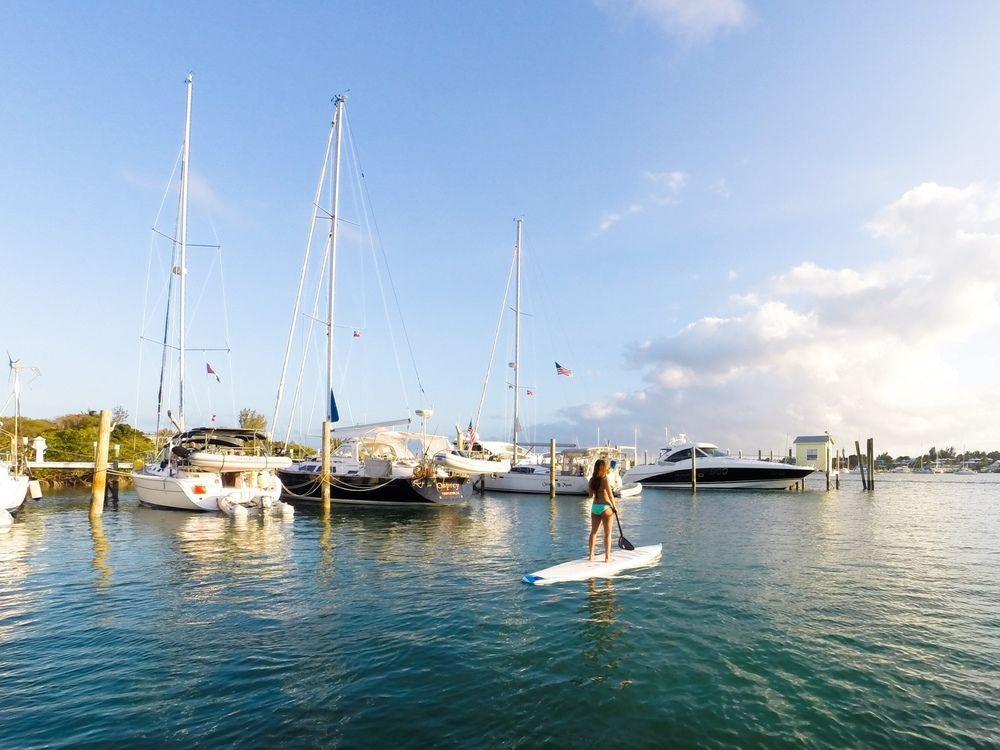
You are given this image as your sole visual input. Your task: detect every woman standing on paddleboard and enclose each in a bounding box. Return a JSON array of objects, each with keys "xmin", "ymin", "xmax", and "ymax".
[{"xmin": 588, "ymin": 459, "xmax": 618, "ymax": 563}]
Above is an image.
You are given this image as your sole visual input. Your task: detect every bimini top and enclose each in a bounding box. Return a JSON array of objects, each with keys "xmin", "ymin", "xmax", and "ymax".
[{"xmin": 172, "ymin": 428, "xmax": 270, "ymax": 448}]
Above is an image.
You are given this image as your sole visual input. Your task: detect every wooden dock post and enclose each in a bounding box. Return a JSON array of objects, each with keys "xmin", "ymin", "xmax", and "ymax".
[
  {"xmin": 855, "ymin": 440, "xmax": 867, "ymax": 490},
  {"xmin": 643, "ymin": 450, "xmax": 648, "ymax": 464},
  {"xmin": 769, "ymin": 450, "xmax": 773, "ymax": 462},
  {"xmin": 321, "ymin": 420, "xmax": 332, "ymax": 509},
  {"xmin": 90, "ymin": 409, "xmax": 111, "ymax": 517},
  {"xmin": 549, "ymin": 438, "xmax": 556, "ymax": 497},
  {"xmin": 758, "ymin": 449, "xmax": 762, "ymax": 460},
  {"xmin": 691, "ymin": 445, "xmax": 697, "ymax": 492},
  {"xmin": 867, "ymin": 437, "xmax": 875, "ymax": 491}
]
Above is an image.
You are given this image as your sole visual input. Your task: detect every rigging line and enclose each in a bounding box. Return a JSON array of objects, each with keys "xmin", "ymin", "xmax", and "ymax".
[
  {"xmin": 273, "ymin": 121, "xmax": 334, "ymax": 435},
  {"xmin": 136, "ymin": 151, "xmax": 182, "ymax": 449},
  {"xmin": 206, "ymin": 218, "xmax": 238, "ymax": 425},
  {"xmin": 525, "ymin": 246, "xmax": 590, "ymax": 407},
  {"xmin": 473, "ymin": 248, "xmax": 517, "ymax": 435},
  {"xmin": 345, "ymin": 118, "xmax": 411, "ymax": 414},
  {"xmin": 346, "ymin": 114, "xmax": 425, "ymax": 397},
  {"xmin": 154, "ymin": 148, "xmax": 187, "ymax": 442},
  {"xmin": 283, "ymin": 226, "xmax": 331, "ymax": 448}
]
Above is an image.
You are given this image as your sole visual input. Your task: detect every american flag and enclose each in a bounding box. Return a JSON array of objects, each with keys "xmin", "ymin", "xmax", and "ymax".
[
  {"xmin": 206, "ymin": 362, "xmax": 221, "ymax": 382},
  {"xmin": 526, "ymin": 389, "xmax": 534, "ymax": 396},
  {"xmin": 353, "ymin": 330, "xmax": 362, "ymax": 338},
  {"xmin": 466, "ymin": 420, "xmax": 478, "ymax": 445},
  {"xmin": 555, "ymin": 361, "xmax": 573, "ymax": 377},
  {"xmin": 210, "ymin": 414, "xmax": 216, "ymax": 424}
]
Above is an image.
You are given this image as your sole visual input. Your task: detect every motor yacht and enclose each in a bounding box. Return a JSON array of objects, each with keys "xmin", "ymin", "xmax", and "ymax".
[{"xmin": 626, "ymin": 438, "xmax": 814, "ymax": 489}]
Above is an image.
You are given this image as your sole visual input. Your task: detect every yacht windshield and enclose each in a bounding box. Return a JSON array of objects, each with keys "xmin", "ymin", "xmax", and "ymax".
[{"xmin": 696, "ymin": 447, "xmax": 727, "ymax": 458}]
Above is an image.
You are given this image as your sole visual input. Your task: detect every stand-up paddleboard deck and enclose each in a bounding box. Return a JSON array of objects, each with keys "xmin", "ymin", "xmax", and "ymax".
[{"xmin": 522, "ymin": 544, "xmax": 662, "ymax": 585}]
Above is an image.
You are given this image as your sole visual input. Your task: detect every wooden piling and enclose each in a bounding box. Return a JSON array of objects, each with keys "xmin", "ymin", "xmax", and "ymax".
[
  {"xmin": 90, "ymin": 409, "xmax": 111, "ymax": 517},
  {"xmin": 758, "ymin": 449, "xmax": 762, "ymax": 460},
  {"xmin": 855, "ymin": 440, "xmax": 867, "ymax": 490},
  {"xmin": 769, "ymin": 450, "xmax": 773, "ymax": 462},
  {"xmin": 643, "ymin": 450, "xmax": 648, "ymax": 465},
  {"xmin": 691, "ymin": 445, "xmax": 697, "ymax": 492},
  {"xmin": 867, "ymin": 437, "xmax": 874, "ymax": 491},
  {"xmin": 321, "ymin": 420, "xmax": 332, "ymax": 509},
  {"xmin": 549, "ymin": 438, "xmax": 556, "ymax": 497}
]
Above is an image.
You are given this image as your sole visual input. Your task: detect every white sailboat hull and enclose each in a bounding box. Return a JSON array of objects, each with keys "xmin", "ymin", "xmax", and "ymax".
[
  {"xmin": 0, "ymin": 473, "xmax": 29, "ymax": 513},
  {"xmin": 133, "ymin": 467, "xmax": 282, "ymax": 512}
]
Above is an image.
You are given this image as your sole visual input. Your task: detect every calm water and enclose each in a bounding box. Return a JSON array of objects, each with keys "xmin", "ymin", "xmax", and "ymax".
[{"xmin": 1, "ymin": 476, "xmax": 998, "ymax": 748}]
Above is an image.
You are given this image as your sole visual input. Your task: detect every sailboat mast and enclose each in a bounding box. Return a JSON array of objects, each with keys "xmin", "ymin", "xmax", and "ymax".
[
  {"xmin": 327, "ymin": 94, "xmax": 346, "ymax": 421},
  {"xmin": 177, "ymin": 73, "xmax": 193, "ymax": 431},
  {"xmin": 513, "ymin": 218, "xmax": 522, "ymax": 460}
]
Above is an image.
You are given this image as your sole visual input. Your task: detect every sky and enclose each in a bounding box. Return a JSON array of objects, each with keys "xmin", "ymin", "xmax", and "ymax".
[{"xmin": 3, "ymin": 0, "xmax": 1000, "ymax": 456}]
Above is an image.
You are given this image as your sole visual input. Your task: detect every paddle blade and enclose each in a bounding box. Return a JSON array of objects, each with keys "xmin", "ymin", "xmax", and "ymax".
[{"xmin": 618, "ymin": 535, "xmax": 635, "ymax": 551}]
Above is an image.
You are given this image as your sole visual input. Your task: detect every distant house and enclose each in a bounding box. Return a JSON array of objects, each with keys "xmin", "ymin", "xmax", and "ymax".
[{"xmin": 793, "ymin": 434, "xmax": 835, "ymax": 470}]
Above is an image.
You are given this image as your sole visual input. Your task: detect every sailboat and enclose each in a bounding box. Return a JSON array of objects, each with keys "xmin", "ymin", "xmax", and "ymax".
[
  {"xmin": 274, "ymin": 95, "xmax": 472, "ymax": 505},
  {"xmin": 1, "ymin": 357, "xmax": 41, "ymax": 525},
  {"xmin": 132, "ymin": 75, "xmax": 292, "ymax": 516},
  {"xmin": 476, "ymin": 220, "xmax": 641, "ymax": 497}
]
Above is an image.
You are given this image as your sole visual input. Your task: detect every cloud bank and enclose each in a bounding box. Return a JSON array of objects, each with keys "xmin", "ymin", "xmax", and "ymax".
[{"xmin": 560, "ymin": 182, "xmax": 1000, "ymax": 453}]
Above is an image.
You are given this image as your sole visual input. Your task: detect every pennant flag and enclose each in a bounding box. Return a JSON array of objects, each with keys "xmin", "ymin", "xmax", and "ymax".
[
  {"xmin": 206, "ymin": 362, "xmax": 221, "ymax": 383},
  {"xmin": 329, "ymin": 390, "xmax": 340, "ymax": 423},
  {"xmin": 526, "ymin": 389, "xmax": 534, "ymax": 396},
  {"xmin": 353, "ymin": 330, "xmax": 362, "ymax": 338},
  {"xmin": 555, "ymin": 361, "xmax": 573, "ymax": 377}
]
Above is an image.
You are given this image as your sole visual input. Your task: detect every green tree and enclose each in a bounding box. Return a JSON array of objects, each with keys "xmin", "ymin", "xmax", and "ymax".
[{"xmin": 239, "ymin": 408, "xmax": 267, "ymax": 431}]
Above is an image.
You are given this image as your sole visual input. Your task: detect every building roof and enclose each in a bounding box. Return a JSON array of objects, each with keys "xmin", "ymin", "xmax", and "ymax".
[{"xmin": 793, "ymin": 435, "xmax": 834, "ymax": 444}]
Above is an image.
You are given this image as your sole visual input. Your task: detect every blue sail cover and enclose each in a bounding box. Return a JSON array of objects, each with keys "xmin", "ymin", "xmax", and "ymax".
[{"xmin": 329, "ymin": 390, "xmax": 340, "ymax": 423}]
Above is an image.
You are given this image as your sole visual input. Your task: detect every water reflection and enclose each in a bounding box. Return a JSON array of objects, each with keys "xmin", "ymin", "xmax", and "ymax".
[
  {"xmin": 90, "ymin": 516, "xmax": 112, "ymax": 593},
  {"xmin": 133, "ymin": 507, "xmax": 294, "ymax": 602},
  {"xmin": 580, "ymin": 578, "xmax": 623, "ymax": 680},
  {"xmin": 0, "ymin": 510, "xmax": 44, "ymax": 645}
]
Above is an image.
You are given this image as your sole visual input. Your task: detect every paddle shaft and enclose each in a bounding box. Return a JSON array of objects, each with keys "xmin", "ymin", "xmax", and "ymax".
[{"xmin": 611, "ymin": 506, "xmax": 635, "ymax": 550}]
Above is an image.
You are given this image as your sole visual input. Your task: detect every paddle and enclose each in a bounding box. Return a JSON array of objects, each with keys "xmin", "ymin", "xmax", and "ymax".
[{"xmin": 611, "ymin": 506, "xmax": 635, "ymax": 551}]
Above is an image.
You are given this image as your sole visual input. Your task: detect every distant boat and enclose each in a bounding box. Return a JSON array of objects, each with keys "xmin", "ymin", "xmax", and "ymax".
[
  {"xmin": 626, "ymin": 436, "xmax": 814, "ymax": 490},
  {"xmin": 132, "ymin": 75, "xmax": 291, "ymax": 516},
  {"xmin": 1, "ymin": 357, "xmax": 41, "ymax": 518}
]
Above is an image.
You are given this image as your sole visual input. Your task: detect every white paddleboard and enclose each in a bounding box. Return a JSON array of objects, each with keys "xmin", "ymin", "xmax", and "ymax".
[{"xmin": 522, "ymin": 544, "xmax": 662, "ymax": 585}]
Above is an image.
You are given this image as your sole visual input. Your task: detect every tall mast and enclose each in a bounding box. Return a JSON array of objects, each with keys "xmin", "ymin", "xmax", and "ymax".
[
  {"xmin": 327, "ymin": 94, "xmax": 346, "ymax": 421},
  {"xmin": 177, "ymin": 73, "xmax": 193, "ymax": 431},
  {"xmin": 271, "ymin": 111, "xmax": 336, "ymax": 436},
  {"xmin": 513, "ymin": 217, "xmax": 522, "ymax": 461}
]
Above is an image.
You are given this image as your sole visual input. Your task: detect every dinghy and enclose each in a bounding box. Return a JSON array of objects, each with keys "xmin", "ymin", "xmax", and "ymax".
[
  {"xmin": 522, "ymin": 544, "xmax": 662, "ymax": 585},
  {"xmin": 433, "ymin": 452, "xmax": 511, "ymax": 477},
  {"xmin": 187, "ymin": 452, "xmax": 293, "ymax": 471}
]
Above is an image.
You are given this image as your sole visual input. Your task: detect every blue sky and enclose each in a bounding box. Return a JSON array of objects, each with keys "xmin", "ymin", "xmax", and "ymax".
[{"xmin": 4, "ymin": 1, "xmax": 1000, "ymax": 454}]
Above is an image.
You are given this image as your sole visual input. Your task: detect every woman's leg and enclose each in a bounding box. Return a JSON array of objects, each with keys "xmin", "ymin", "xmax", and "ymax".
[
  {"xmin": 588, "ymin": 514, "xmax": 602, "ymax": 560},
  {"xmin": 602, "ymin": 511, "xmax": 613, "ymax": 561}
]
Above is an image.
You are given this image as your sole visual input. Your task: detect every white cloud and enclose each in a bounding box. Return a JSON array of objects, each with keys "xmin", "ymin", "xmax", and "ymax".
[
  {"xmin": 596, "ymin": 0, "xmax": 749, "ymax": 39},
  {"xmin": 598, "ymin": 169, "xmax": 688, "ymax": 231},
  {"xmin": 599, "ymin": 203, "xmax": 645, "ymax": 232},
  {"xmin": 561, "ymin": 181, "xmax": 1000, "ymax": 453}
]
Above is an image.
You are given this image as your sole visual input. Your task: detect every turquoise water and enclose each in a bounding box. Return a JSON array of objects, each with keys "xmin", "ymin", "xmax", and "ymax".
[{"xmin": 1, "ymin": 476, "xmax": 998, "ymax": 748}]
